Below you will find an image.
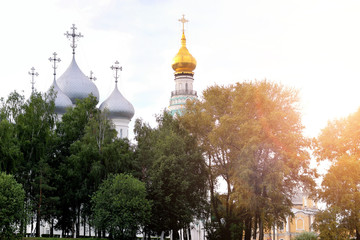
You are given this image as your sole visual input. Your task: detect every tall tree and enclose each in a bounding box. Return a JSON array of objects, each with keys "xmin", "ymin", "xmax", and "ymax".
[
  {"xmin": 54, "ymin": 96, "xmax": 98, "ymax": 235},
  {"xmin": 0, "ymin": 172, "xmax": 26, "ymax": 239},
  {"xmin": 15, "ymin": 91, "xmax": 56, "ymax": 237},
  {"xmin": 135, "ymin": 112, "xmax": 208, "ymax": 240},
  {"xmin": 0, "ymin": 92, "xmax": 24, "ymax": 174},
  {"xmin": 315, "ymin": 107, "xmax": 360, "ymax": 239},
  {"xmin": 92, "ymin": 173, "xmax": 151, "ymax": 240},
  {"xmin": 181, "ymin": 81, "xmax": 315, "ymax": 240},
  {"xmin": 55, "ymin": 96, "xmax": 136, "ymax": 236}
]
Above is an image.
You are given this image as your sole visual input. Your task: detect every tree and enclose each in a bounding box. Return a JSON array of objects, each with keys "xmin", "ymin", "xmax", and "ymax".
[
  {"xmin": 14, "ymin": 91, "xmax": 57, "ymax": 237},
  {"xmin": 134, "ymin": 112, "xmax": 208, "ymax": 239},
  {"xmin": 181, "ymin": 81, "xmax": 315, "ymax": 240},
  {"xmin": 55, "ymin": 97, "xmax": 137, "ymax": 236},
  {"xmin": 0, "ymin": 92, "xmax": 24, "ymax": 174},
  {"xmin": 315, "ymin": 108, "xmax": 360, "ymax": 239},
  {"xmin": 92, "ymin": 173, "xmax": 151, "ymax": 240},
  {"xmin": 0, "ymin": 172, "xmax": 26, "ymax": 239},
  {"xmin": 55, "ymin": 96, "xmax": 99, "ymax": 235},
  {"xmin": 313, "ymin": 207, "xmax": 349, "ymax": 240}
]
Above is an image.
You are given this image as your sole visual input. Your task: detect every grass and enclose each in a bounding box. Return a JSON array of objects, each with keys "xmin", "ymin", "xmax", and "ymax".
[{"xmin": 24, "ymin": 238, "xmax": 106, "ymax": 240}]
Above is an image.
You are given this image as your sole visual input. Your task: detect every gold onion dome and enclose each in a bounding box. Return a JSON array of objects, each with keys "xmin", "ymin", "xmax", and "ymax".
[{"xmin": 172, "ymin": 32, "xmax": 197, "ymax": 73}]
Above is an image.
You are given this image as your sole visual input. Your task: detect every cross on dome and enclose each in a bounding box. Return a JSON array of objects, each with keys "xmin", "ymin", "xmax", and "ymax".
[
  {"xmin": 64, "ymin": 24, "xmax": 83, "ymax": 55},
  {"xmin": 179, "ymin": 14, "xmax": 189, "ymax": 33},
  {"xmin": 110, "ymin": 61, "xmax": 122, "ymax": 84},
  {"xmin": 49, "ymin": 52, "xmax": 61, "ymax": 81},
  {"xmin": 28, "ymin": 67, "xmax": 39, "ymax": 93},
  {"xmin": 89, "ymin": 71, "xmax": 97, "ymax": 81}
]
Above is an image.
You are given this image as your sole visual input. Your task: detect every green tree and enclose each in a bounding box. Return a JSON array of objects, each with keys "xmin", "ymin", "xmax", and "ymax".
[
  {"xmin": 55, "ymin": 96, "xmax": 99, "ymax": 235},
  {"xmin": 92, "ymin": 173, "xmax": 151, "ymax": 240},
  {"xmin": 0, "ymin": 92, "xmax": 24, "ymax": 174},
  {"xmin": 181, "ymin": 81, "xmax": 315, "ymax": 240},
  {"xmin": 315, "ymin": 108, "xmax": 360, "ymax": 239},
  {"xmin": 313, "ymin": 207, "xmax": 349, "ymax": 240},
  {"xmin": 14, "ymin": 91, "xmax": 57, "ymax": 237},
  {"xmin": 56, "ymin": 97, "xmax": 136, "ymax": 236},
  {"xmin": 0, "ymin": 172, "xmax": 26, "ymax": 240},
  {"xmin": 135, "ymin": 112, "xmax": 208, "ymax": 239}
]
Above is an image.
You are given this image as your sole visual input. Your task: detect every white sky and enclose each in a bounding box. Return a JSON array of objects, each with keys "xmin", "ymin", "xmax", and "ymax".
[{"xmin": 1, "ymin": 0, "xmax": 360, "ymax": 144}]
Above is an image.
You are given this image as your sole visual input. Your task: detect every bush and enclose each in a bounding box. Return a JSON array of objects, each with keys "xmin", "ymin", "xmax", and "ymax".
[
  {"xmin": 92, "ymin": 174, "xmax": 151, "ymax": 240},
  {"xmin": 0, "ymin": 172, "xmax": 26, "ymax": 240},
  {"xmin": 294, "ymin": 231, "xmax": 317, "ymax": 240}
]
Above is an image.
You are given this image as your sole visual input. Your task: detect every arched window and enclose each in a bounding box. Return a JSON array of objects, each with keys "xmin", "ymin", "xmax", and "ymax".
[
  {"xmin": 296, "ymin": 218, "xmax": 304, "ymax": 230},
  {"xmin": 185, "ymin": 83, "xmax": 188, "ymax": 92}
]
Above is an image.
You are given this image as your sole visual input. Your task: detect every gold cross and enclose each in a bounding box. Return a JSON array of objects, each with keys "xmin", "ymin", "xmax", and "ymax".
[{"xmin": 178, "ymin": 14, "xmax": 189, "ymax": 33}]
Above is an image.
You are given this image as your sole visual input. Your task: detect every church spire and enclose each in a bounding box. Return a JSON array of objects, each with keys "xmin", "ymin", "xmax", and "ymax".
[
  {"xmin": 110, "ymin": 61, "xmax": 122, "ymax": 85},
  {"xmin": 64, "ymin": 24, "xmax": 83, "ymax": 55},
  {"xmin": 169, "ymin": 15, "xmax": 198, "ymax": 116},
  {"xmin": 89, "ymin": 71, "xmax": 97, "ymax": 82},
  {"xmin": 28, "ymin": 67, "xmax": 39, "ymax": 94},
  {"xmin": 49, "ymin": 52, "xmax": 61, "ymax": 82},
  {"xmin": 179, "ymin": 14, "xmax": 188, "ymax": 34},
  {"xmin": 172, "ymin": 14, "xmax": 197, "ymax": 74}
]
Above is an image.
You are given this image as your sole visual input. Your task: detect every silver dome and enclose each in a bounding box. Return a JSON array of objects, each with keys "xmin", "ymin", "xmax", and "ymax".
[
  {"xmin": 49, "ymin": 80, "xmax": 73, "ymax": 115},
  {"xmin": 99, "ymin": 84, "xmax": 135, "ymax": 120},
  {"xmin": 57, "ymin": 56, "xmax": 100, "ymax": 104}
]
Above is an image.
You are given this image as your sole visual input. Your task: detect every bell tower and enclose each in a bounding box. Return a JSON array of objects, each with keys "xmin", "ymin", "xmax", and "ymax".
[{"xmin": 169, "ymin": 15, "xmax": 197, "ymax": 116}]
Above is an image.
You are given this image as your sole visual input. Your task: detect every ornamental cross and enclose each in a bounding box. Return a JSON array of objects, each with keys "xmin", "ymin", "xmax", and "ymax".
[
  {"xmin": 28, "ymin": 67, "xmax": 39, "ymax": 93},
  {"xmin": 49, "ymin": 52, "xmax": 61, "ymax": 81},
  {"xmin": 89, "ymin": 71, "xmax": 97, "ymax": 81},
  {"xmin": 110, "ymin": 61, "xmax": 122, "ymax": 84},
  {"xmin": 64, "ymin": 24, "xmax": 83, "ymax": 55},
  {"xmin": 179, "ymin": 14, "xmax": 189, "ymax": 33}
]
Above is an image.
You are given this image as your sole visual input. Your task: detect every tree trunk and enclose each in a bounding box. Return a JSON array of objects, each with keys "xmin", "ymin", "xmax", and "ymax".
[
  {"xmin": 76, "ymin": 207, "xmax": 80, "ymax": 237},
  {"xmin": 36, "ymin": 177, "xmax": 42, "ymax": 237},
  {"xmin": 259, "ymin": 217, "xmax": 264, "ymax": 240},
  {"xmin": 245, "ymin": 216, "xmax": 252, "ymax": 240},
  {"xmin": 51, "ymin": 219, "xmax": 54, "ymax": 237},
  {"xmin": 173, "ymin": 229, "xmax": 180, "ymax": 240},
  {"xmin": 253, "ymin": 215, "xmax": 257, "ymax": 240},
  {"xmin": 72, "ymin": 221, "xmax": 75, "ymax": 238},
  {"xmin": 83, "ymin": 217, "xmax": 86, "ymax": 237},
  {"xmin": 20, "ymin": 208, "xmax": 25, "ymax": 237},
  {"xmin": 273, "ymin": 224, "xmax": 276, "ymax": 240}
]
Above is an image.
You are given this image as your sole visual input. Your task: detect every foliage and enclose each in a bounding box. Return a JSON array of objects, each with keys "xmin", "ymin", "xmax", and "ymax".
[
  {"xmin": 92, "ymin": 173, "xmax": 151, "ymax": 240},
  {"xmin": 315, "ymin": 107, "xmax": 360, "ymax": 239},
  {"xmin": 180, "ymin": 80, "xmax": 315, "ymax": 240},
  {"xmin": 55, "ymin": 96, "xmax": 136, "ymax": 236},
  {"xmin": 8, "ymin": 91, "xmax": 57, "ymax": 237},
  {"xmin": 134, "ymin": 112, "xmax": 208, "ymax": 239},
  {"xmin": 0, "ymin": 172, "xmax": 26, "ymax": 239},
  {"xmin": 313, "ymin": 207, "xmax": 349, "ymax": 240},
  {"xmin": 294, "ymin": 231, "xmax": 317, "ymax": 240}
]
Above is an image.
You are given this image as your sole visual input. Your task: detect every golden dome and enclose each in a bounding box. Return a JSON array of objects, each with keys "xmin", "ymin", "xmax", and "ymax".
[{"xmin": 172, "ymin": 32, "xmax": 197, "ymax": 74}]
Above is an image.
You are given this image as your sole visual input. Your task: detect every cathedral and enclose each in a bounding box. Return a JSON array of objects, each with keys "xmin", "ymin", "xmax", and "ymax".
[
  {"xmin": 168, "ymin": 15, "xmax": 198, "ymax": 116},
  {"xmin": 26, "ymin": 16, "xmax": 318, "ymax": 240},
  {"xmin": 48, "ymin": 24, "xmax": 135, "ymax": 139}
]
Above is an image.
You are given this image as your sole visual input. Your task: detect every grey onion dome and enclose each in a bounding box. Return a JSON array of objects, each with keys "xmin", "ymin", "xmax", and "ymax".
[
  {"xmin": 99, "ymin": 84, "xmax": 135, "ymax": 120},
  {"xmin": 49, "ymin": 80, "xmax": 73, "ymax": 115},
  {"xmin": 57, "ymin": 56, "xmax": 100, "ymax": 104}
]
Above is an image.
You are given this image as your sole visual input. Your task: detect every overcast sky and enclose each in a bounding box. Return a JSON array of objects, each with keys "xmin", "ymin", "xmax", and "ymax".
[{"xmin": 1, "ymin": 0, "xmax": 360, "ymax": 142}]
